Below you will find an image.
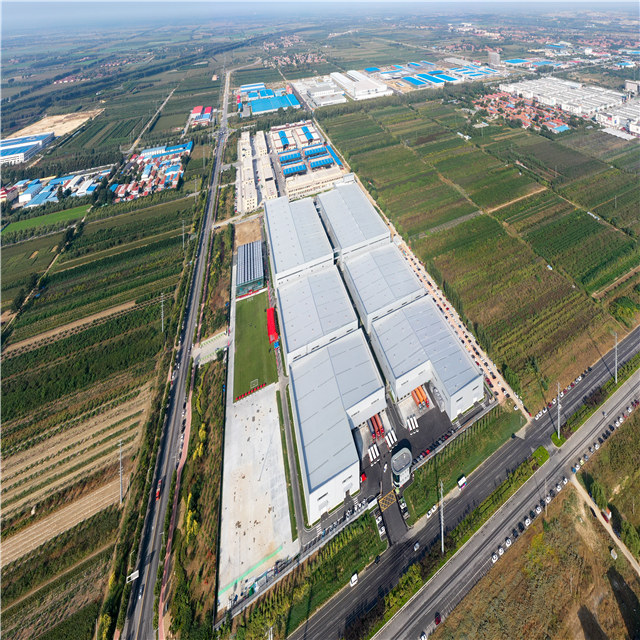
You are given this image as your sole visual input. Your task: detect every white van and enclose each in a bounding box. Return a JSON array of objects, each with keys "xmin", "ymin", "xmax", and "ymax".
[{"xmin": 350, "ymin": 573, "xmax": 358, "ymax": 587}]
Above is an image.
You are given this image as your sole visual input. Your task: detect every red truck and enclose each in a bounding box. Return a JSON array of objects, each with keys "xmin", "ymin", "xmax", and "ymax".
[{"xmin": 156, "ymin": 479, "xmax": 162, "ymax": 501}]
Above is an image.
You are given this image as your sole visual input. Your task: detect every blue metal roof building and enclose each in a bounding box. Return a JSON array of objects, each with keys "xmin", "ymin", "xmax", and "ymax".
[
  {"xmin": 282, "ymin": 163, "xmax": 307, "ymax": 177},
  {"xmin": 251, "ymin": 94, "xmax": 300, "ymax": 115}
]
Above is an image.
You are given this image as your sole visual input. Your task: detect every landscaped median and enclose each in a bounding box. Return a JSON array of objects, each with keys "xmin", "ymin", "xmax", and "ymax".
[
  {"xmin": 405, "ymin": 405, "xmax": 524, "ymax": 525},
  {"xmin": 276, "ymin": 389, "xmax": 298, "ymax": 542},
  {"xmin": 215, "ymin": 512, "xmax": 386, "ymax": 639},
  {"xmin": 347, "ymin": 453, "xmax": 544, "ymax": 640},
  {"xmin": 551, "ymin": 351, "xmax": 640, "ymax": 448}
]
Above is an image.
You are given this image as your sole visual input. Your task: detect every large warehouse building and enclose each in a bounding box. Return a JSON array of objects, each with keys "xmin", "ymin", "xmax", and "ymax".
[
  {"xmin": 369, "ymin": 296, "xmax": 483, "ymax": 416},
  {"xmin": 329, "ymin": 70, "xmax": 393, "ymax": 101},
  {"xmin": 265, "ymin": 196, "xmax": 333, "ymax": 287},
  {"xmin": 0, "ymin": 132, "xmax": 55, "ymax": 166},
  {"xmin": 277, "ymin": 266, "xmax": 358, "ymax": 367},
  {"xmin": 316, "ymin": 180, "xmax": 390, "ymax": 262},
  {"xmin": 289, "ymin": 330, "xmax": 386, "ymax": 524},
  {"xmin": 342, "ymin": 243, "xmax": 426, "ymax": 332}
]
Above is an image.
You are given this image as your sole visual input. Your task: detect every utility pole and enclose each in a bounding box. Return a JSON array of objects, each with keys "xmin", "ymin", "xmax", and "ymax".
[
  {"xmin": 615, "ymin": 194, "xmax": 617, "ymax": 209},
  {"xmin": 182, "ymin": 220, "xmax": 185, "ymax": 251},
  {"xmin": 161, "ymin": 291, "xmax": 164, "ymax": 333},
  {"xmin": 557, "ymin": 382, "xmax": 561, "ymax": 440},
  {"xmin": 119, "ymin": 440, "xmax": 123, "ymax": 505},
  {"xmin": 614, "ymin": 331, "xmax": 618, "ymax": 384},
  {"xmin": 440, "ymin": 479, "xmax": 445, "ymax": 555}
]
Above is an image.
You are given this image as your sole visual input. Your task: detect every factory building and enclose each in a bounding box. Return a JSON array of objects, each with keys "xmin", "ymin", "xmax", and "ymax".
[
  {"xmin": 0, "ymin": 132, "xmax": 55, "ymax": 166},
  {"xmin": 289, "ymin": 329, "xmax": 386, "ymax": 524},
  {"xmin": 264, "ymin": 196, "xmax": 333, "ymax": 287},
  {"xmin": 277, "ymin": 266, "xmax": 358, "ymax": 367},
  {"xmin": 329, "ymin": 70, "xmax": 393, "ymax": 101},
  {"xmin": 257, "ymin": 157, "xmax": 278, "ymax": 201},
  {"xmin": 499, "ymin": 77, "xmax": 624, "ymax": 116},
  {"xmin": 369, "ymin": 296, "xmax": 483, "ymax": 417},
  {"xmin": 236, "ymin": 241, "xmax": 265, "ymax": 297},
  {"xmin": 316, "ymin": 179, "xmax": 390, "ymax": 263},
  {"xmin": 18, "ymin": 181, "xmax": 44, "ymax": 204},
  {"xmin": 341, "ymin": 243, "xmax": 426, "ymax": 332},
  {"xmin": 254, "ymin": 130, "xmax": 269, "ymax": 157}
]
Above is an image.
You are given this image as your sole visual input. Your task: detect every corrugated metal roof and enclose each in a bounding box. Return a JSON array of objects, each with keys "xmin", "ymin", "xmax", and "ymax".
[
  {"xmin": 371, "ymin": 296, "xmax": 481, "ymax": 398},
  {"xmin": 265, "ymin": 196, "xmax": 333, "ymax": 279},
  {"xmin": 277, "ymin": 266, "xmax": 357, "ymax": 356},
  {"xmin": 237, "ymin": 240, "xmax": 264, "ymax": 287},
  {"xmin": 290, "ymin": 330, "xmax": 381, "ymax": 491},
  {"xmin": 317, "ymin": 182, "xmax": 389, "ymax": 252},
  {"xmin": 343, "ymin": 243, "xmax": 425, "ymax": 318}
]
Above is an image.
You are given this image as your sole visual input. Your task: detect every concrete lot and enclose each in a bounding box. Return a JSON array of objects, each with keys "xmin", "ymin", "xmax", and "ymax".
[{"xmin": 217, "ymin": 383, "xmax": 299, "ymax": 607}]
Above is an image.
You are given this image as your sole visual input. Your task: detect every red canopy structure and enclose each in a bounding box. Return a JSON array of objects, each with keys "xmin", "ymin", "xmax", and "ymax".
[{"xmin": 267, "ymin": 307, "xmax": 278, "ymax": 344}]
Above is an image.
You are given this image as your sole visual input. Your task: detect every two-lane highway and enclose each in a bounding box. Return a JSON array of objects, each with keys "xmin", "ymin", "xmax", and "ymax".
[
  {"xmin": 123, "ymin": 68, "xmax": 233, "ymax": 640},
  {"xmin": 289, "ymin": 325, "xmax": 640, "ymax": 640}
]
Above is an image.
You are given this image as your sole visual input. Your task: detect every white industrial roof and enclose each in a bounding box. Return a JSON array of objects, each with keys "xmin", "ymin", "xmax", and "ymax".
[
  {"xmin": 289, "ymin": 330, "xmax": 382, "ymax": 492},
  {"xmin": 277, "ymin": 266, "xmax": 357, "ymax": 356},
  {"xmin": 371, "ymin": 296, "xmax": 480, "ymax": 398},
  {"xmin": 317, "ymin": 182, "xmax": 389, "ymax": 252},
  {"xmin": 265, "ymin": 196, "xmax": 333, "ymax": 277},
  {"xmin": 343, "ymin": 243, "xmax": 425, "ymax": 318}
]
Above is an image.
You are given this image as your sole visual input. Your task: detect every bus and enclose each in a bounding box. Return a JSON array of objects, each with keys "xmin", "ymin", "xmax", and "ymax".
[{"xmin": 457, "ymin": 476, "xmax": 467, "ymax": 490}]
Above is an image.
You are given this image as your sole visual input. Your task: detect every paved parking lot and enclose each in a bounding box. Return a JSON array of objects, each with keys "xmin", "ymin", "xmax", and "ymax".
[{"xmin": 217, "ymin": 384, "xmax": 299, "ymax": 608}]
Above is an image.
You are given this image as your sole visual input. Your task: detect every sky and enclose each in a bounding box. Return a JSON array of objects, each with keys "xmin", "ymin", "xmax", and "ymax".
[{"xmin": 2, "ymin": 1, "xmax": 637, "ymax": 35}]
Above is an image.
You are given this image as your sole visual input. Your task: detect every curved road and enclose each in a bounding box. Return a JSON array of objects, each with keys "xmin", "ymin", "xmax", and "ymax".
[
  {"xmin": 122, "ymin": 68, "xmax": 232, "ymax": 640},
  {"xmin": 289, "ymin": 325, "xmax": 640, "ymax": 640}
]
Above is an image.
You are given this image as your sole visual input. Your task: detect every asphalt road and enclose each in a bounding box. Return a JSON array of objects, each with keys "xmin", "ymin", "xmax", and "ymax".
[
  {"xmin": 288, "ymin": 325, "xmax": 640, "ymax": 640},
  {"xmin": 123, "ymin": 68, "xmax": 232, "ymax": 640}
]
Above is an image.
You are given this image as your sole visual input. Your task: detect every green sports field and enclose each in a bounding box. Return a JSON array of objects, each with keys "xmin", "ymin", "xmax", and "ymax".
[{"xmin": 233, "ymin": 291, "xmax": 278, "ymax": 398}]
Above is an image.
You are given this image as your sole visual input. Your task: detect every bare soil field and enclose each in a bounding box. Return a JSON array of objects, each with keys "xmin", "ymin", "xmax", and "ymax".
[
  {"xmin": 234, "ymin": 218, "xmax": 262, "ymax": 248},
  {"xmin": 1, "ymin": 478, "xmax": 123, "ymax": 567},
  {"xmin": 10, "ymin": 109, "xmax": 104, "ymax": 138}
]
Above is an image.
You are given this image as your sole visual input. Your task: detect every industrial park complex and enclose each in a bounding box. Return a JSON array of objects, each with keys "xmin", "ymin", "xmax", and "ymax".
[{"xmin": 264, "ymin": 179, "xmax": 483, "ymax": 523}]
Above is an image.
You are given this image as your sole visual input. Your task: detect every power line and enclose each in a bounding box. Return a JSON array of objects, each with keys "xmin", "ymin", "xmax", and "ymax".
[
  {"xmin": 161, "ymin": 291, "xmax": 164, "ymax": 333},
  {"xmin": 440, "ymin": 479, "xmax": 445, "ymax": 555},
  {"xmin": 119, "ymin": 439, "xmax": 123, "ymax": 505}
]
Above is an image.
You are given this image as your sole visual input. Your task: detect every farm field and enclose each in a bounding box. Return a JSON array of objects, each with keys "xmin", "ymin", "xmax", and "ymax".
[
  {"xmin": 320, "ymin": 98, "xmax": 637, "ymax": 410},
  {"xmin": 581, "ymin": 410, "xmax": 640, "ymax": 535},
  {"xmin": 3, "ymin": 204, "xmax": 89, "ymax": 234},
  {"xmin": 433, "ymin": 484, "xmax": 640, "ymax": 640},
  {"xmin": 1, "ymin": 233, "xmax": 63, "ymax": 313},
  {"xmin": 0, "ymin": 189, "xmax": 196, "ymax": 637},
  {"xmin": 413, "ymin": 214, "xmax": 619, "ymax": 410},
  {"xmin": 557, "ymin": 128, "xmax": 640, "ymax": 174},
  {"xmin": 233, "ymin": 291, "xmax": 277, "ymax": 397},
  {"xmin": 560, "ymin": 168, "xmax": 640, "ymax": 238}
]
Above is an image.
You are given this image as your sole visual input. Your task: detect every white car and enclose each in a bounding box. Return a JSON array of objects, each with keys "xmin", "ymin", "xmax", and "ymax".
[
  {"xmin": 535, "ymin": 504, "xmax": 542, "ymax": 515},
  {"xmin": 535, "ymin": 413, "xmax": 541, "ymax": 421},
  {"xmin": 556, "ymin": 483, "xmax": 562, "ymax": 492},
  {"xmin": 524, "ymin": 517, "xmax": 531, "ymax": 527},
  {"xmin": 378, "ymin": 526, "xmax": 386, "ymax": 536},
  {"xmin": 594, "ymin": 442, "xmax": 600, "ymax": 450},
  {"xmin": 427, "ymin": 508, "xmax": 433, "ymax": 519},
  {"xmin": 491, "ymin": 553, "xmax": 499, "ymax": 564},
  {"xmin": 414, "ymin": 542, "xmax": 420, "ymax": 552},
  {"xmin": 505, "ymin": 537, "xmax": 512, "ymax": 548},
  {"xmin": 498, "ymin": 546, "xmax": 504, "ymax": 556},
  {"xmin": 562, "ymin": 476, "xmax": 568, "ymax": 485},
  {"xmin": 545, "ymin": 495, "xmax": 551, "ymax": 504}
]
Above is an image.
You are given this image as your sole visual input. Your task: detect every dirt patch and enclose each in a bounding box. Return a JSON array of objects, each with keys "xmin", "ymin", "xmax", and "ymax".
[
  {"xmin": 29, "ymin": 251, "xmax": 39, "ymax": 259},
  {"xmin": 4, "ymin": 300, "xmax": 136, "ymax": 355},
  {"xmin": 1, "ymin": 309, "xmax": 17, "ymax": 326},
  {"xmin": 234, "ymin": 219, "xmax": 262, "ymax": 249},
  {"xmin": 1, "ymin": 477, "xmax": 123, "ymax": 567},
  {"xmin": 11, "ymin": 109, "xmax": 104, "ymax": 139}
]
